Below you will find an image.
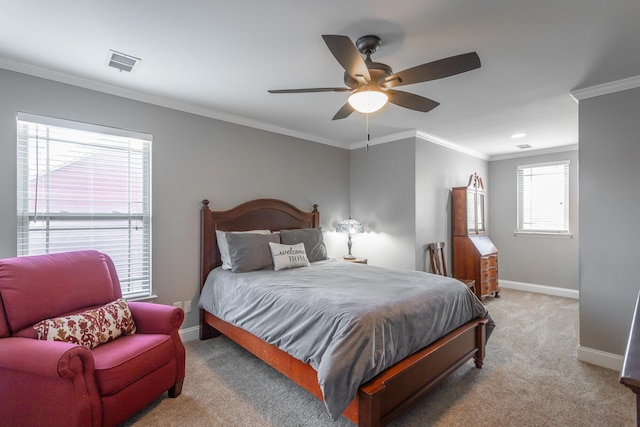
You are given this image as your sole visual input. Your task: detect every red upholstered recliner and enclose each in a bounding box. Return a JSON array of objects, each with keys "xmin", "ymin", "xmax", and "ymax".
[{"xmin": 0, "ymin": 250, "xmax": 185, "ymax": 427}]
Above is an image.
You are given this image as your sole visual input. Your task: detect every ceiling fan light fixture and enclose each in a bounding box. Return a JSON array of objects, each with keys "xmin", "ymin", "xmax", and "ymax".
[{"xmin": 348, "ymin": 88, "xmax": 388, "ymax": 114}]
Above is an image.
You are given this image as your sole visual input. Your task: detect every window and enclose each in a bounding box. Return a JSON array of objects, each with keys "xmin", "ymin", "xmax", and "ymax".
[
  {"xmin": 517, "ymin": 160, "xmax": 570, "ymax": 235},
  {"xmin": 17, "ymin": 113, "xmax": 152, "ymax": 299}
]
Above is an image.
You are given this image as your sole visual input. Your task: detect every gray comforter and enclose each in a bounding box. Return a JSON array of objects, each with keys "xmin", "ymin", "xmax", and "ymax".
[{"xmin": 199, "ymin": 259, "xmax": 494, "ymax": 420}]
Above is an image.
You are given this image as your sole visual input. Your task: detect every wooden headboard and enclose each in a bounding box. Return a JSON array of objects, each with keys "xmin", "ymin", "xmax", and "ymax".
[{"xmin": 199, "ymin": 198, "xmax": 319, "ymax": 289}]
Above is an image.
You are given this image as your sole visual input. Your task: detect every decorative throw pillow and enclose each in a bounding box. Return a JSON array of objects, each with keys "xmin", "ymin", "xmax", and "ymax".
[
  {"xmin": 225, "ymin": 232, "xmax": 280, "ymax": 272},
  {"xmin": 269, "ymin": 242, "xmax": 310, "ymax": 271},
  {"xmin": 33, "ymin": 298, "xmax": 136, "ymax": 349},
  {"xmin": 279, "ymin": 228, "xmax": 328, "ymax": 262},
  {"xmin": 216, "ymin": 229, "xmax": 272, "ymax": 270}
]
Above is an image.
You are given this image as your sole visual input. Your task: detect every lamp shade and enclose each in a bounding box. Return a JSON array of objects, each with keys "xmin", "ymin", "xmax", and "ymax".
[
  {"xmin": 336, "ymin": 217, "xmax": 364, "ymax": 234},
  {"xmin": 348, "ymin": 88, "xmax": 388, "ymax": 114}
]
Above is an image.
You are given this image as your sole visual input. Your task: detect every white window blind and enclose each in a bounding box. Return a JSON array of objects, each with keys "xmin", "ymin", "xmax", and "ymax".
[
  {"xmin": 517, "ymin": 160, "xmax": 570, "ymax": 234},
  {"xmin": 16, "ymin": 113, "xmax": 152, "ymax": 299}
]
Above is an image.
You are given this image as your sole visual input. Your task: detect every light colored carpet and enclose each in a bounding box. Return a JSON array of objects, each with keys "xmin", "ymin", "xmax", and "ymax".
[{"xmin": 124, "ymin": 289, "xmax": 636, "ymax": 426}]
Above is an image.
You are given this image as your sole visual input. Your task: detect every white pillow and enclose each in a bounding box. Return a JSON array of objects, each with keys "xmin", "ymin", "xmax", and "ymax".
[
  {"xmin": 217, "ymin": 229, "xmax": 271, "ymax": 270},
  {"xmin": 268, "ymin": 242, "xmax": 310, "ymax": 271}
]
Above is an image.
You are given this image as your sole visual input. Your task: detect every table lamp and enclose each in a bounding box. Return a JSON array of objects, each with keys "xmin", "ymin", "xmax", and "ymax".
[{"xmin": 336, "ymin": 217, "xmax": 364, "ymax": 260}]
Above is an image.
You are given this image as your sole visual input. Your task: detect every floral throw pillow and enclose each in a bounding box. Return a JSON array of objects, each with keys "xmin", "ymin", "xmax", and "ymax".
[{"xmin": 33, "ymin": 298, "xmax": 136, "ymax": 349}]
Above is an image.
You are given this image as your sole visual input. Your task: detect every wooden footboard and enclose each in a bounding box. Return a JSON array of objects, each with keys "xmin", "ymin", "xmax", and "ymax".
[
  {"xmin": 203, "ymin": 309, "xmax": 486, "ymax": 427},
  {"xmin": 353, "ymin": 317, "xmax": 487, "ymax": 427}
]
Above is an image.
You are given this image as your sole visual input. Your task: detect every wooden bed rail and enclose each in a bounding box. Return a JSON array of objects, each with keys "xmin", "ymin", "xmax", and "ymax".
[{"xmin": 621, "ymin": 291, "xmax": 640, "ymax": 426}]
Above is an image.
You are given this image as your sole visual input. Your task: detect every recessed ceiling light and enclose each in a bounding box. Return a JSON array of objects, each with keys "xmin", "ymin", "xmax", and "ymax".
[
  {"xmin": 106, "ymin": 50, "xmax": 141, "ymax": 73},
  {"xmin": 511, "ymin": 133, "xmax": 527, "ymax": 139},
  {"xmin": 516, "ymin": 144, "xmax": 532, "ymax": 149}
]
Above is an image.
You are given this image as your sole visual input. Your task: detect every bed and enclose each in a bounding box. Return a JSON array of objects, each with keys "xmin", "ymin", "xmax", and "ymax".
[{"xmin": 199, "ymin": 198, "xmax": 493, "ymax": 427}]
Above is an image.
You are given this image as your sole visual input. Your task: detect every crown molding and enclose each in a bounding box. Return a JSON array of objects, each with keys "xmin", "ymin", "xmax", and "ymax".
[
  {"xmin": 3, "ymin": 57, "xmax": 556, "ymax": 160},
  {"xmin": 0, "ymin": 58, "xmax": 346, "ymax": 148},
  {"xmin": 348, "ymin": 129, "xmax": 489, "ymax": 160},
  {"xmin": 571, "ymin": 75, "xmax": 640, "ymax": 101},
  {"xmin": 489, "ymin": 143, "xmax": 578, "ymax": 161},
  {"xmin": 347, "ymin": 130, "xmax": 417, "ymax": 150},
  {"xmin": 0, "ymin": 58, "xmax": 495, "ymax": 158},
  {"xmin": 415, "ymin": 130, "xmax": 489, "ymax": 160}
]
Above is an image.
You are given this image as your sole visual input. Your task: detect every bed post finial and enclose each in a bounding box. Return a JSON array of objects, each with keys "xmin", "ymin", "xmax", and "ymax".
[
  {"xmin": 312, "ymin": 204, "xmax": 318, "ymax": 213},
  {"xmin": 202, "ymin": 199, "xmax": 210, "ymax": 209}
]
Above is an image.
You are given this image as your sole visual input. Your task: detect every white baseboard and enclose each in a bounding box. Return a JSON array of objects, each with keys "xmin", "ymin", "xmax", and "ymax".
[
  {"xmin": 178, "ymin": 325, "xmax": 200, "ymax": 342},
  {"xmin": 500, "ymin": 280, "xmax": 624, "ymax": 371},
  {"xmin": 177, "ymin": 283, "xmax": 625, "ymax": 371},
  {"xmin": 499, "ymin": 280, "xmax": 579, "ymax": 299},
  {"xmin": 576, "ymin": 346, "xmax": 623, "ymax": 372},
  {"xmin": 178, "ymin": 282, "xmax": 578, "ymax": 341}
]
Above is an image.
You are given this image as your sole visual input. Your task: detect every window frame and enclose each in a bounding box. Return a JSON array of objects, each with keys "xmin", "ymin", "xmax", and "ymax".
[
  {"xmin": 16, "ymin": 112, "xmax": 153, "ymax": 299},
  {"xmin": 516, "ymin": 160, "xmax": 571, "ymax": 237}
]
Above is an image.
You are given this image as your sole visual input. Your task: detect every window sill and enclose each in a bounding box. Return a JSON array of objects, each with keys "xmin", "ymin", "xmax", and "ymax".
[
  {"xmin": 126, "ymin": 294, "xmax": 158, "ymax": 302},
  {"xmin": 514, "ymin": 231, "xmax": 573, "ymax": 239}
]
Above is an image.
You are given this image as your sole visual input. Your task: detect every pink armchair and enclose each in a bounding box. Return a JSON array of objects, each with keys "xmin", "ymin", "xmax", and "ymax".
[{"xmin": 0, "ymin": 250, "xmax": 185, "ymax": 427}]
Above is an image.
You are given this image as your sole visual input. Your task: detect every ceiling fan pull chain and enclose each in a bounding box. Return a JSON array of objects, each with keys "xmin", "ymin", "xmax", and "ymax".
[{"xmin": 366, "ymin": 113, "xmax": 370, "ymax": 151}]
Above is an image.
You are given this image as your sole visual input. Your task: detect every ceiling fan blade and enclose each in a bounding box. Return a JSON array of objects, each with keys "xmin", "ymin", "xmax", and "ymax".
[
  {"xmin": 268, "ymin": 87, "xmax": 351, "ymax": 94},
  {"xmin": 332, "ymin": 103, "xmax": 355, "ymax": 120},
  {"xmin": 386, "ymin": 90, "xmax": 440, "ymax": 113},
  {"xmin": 322, "ymin": 35, "xmax": 370, "ymax": 83},
  {"xmin": 383, "ymin": 52, "xmax": 481, "ymax": 88}
]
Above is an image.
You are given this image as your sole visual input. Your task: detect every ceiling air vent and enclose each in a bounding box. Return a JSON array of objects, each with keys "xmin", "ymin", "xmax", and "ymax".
[{"xmin": 106, "ymin": 50, "xmax": 141, "ymax": 72}]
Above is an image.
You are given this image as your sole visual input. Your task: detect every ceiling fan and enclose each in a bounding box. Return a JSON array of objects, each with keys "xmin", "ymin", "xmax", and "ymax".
[{"xmin": 268, "ymin": 34, "xmax": 481, "ymax": 120}]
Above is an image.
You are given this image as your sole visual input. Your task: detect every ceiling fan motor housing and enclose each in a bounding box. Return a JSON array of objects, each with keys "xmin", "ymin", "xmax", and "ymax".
[
  {"xmin": 356, "ymin": 35, "xmax": 381, "ymax": 55},
  {"xmin": 344, "ymin": 61, "xmax": 393, "ymax": 88}
]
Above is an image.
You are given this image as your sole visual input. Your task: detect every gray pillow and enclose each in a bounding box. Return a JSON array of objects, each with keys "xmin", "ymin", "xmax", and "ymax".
[
  {"xmin": 216, "ymin": 229, "xmax": 271, "ymax": 270},
  {"xmin": 279, "ymin": 228, "xmax": 328, "ymax": 263},
  {"xmin": 225, "ymin": 233, "xmax": 280, "ymax": 272}
]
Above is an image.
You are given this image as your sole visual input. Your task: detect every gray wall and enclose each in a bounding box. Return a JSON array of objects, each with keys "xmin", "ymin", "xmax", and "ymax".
[
  {"xmin": 415, "ymin": 139, "xmax": 488, "ymax": 273},
  {"xmin": 349, "ymin": 138, "xmax": 416, "ymax": 270},
  {"xmin": 349, "ymin": 137, "xmax": 487, "ymax": 272},
  {"xmin": 0, "ymin": 68, "xmax": 350, "ymax": 331},
  {"xmin": 579, "ymin": 87, "xmax": 640, "ymax": 355},
  {"xmin": 4, "ymin": 65, "xmax": 622, "ymax": 359},
  {"xmin": 488, "ymin": 150, "xmax": 579, "ymax": 289}
]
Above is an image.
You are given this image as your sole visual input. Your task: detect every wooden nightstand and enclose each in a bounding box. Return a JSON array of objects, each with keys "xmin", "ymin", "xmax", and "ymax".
[{"xmin": 340, "ymin": 257, "xmax": 368, "ymax": 264}]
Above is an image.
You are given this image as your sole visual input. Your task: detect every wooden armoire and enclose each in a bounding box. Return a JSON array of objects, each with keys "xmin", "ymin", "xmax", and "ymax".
[{"xmin": 451, "ymin": 173, "xmax": 500, "ymax": 299}]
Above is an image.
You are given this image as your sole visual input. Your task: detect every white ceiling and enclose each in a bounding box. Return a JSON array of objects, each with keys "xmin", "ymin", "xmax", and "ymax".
[{"xmin": 1, "ymin": 1, "xmax": 639, "ymax": 158}]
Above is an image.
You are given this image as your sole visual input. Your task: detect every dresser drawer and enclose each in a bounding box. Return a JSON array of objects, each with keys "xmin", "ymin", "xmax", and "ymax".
[
  {"xmin": 480, "ymin": 269, "xmax": 489, "ymax": 282},
  {"xmin": 480, "ymin": 255, "xmax": 497, "ymax": 270},
  {"xmin": 487, "ymin": 269, "xmax": 497, "ymax": 283},
  {"xmin": 481, "ymin": 282, "xmax": 491, "ymax": 293},
  {"xmin": 480, "ymin": 259, "xmax": 498, "ymax": 296}
]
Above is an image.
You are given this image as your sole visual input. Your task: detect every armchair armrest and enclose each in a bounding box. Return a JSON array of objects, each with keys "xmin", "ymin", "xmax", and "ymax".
[
  {"xmin": 0, "ymin": 337, "xmax": 94, "ymax": 378},
  {"xmin": 128, "ymin": 302, "xmax": 184, "ymax": 335},
  {"xmin": 128, "ymin": 302, "xmax": 186, "ymax": 389},
  {"xmin": 0, "ymin": 337, "xmax": 101, "ymax": 427}
]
